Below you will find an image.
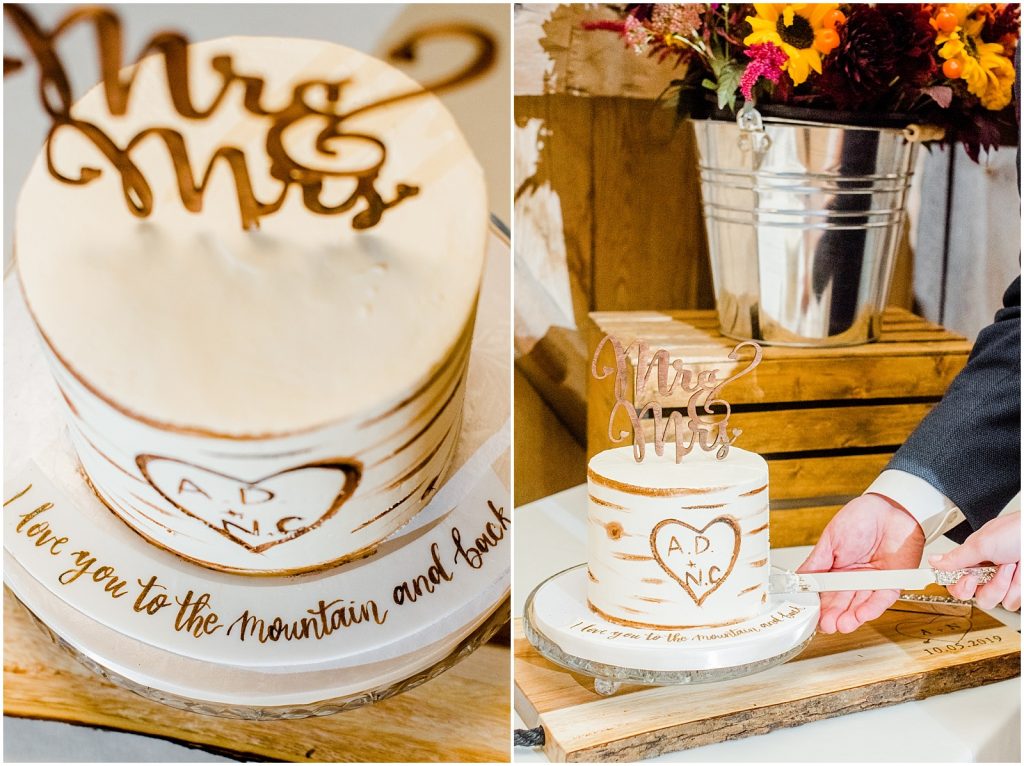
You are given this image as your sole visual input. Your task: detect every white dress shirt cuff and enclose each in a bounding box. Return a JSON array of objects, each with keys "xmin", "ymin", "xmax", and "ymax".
[{"xmin": 865, "ymin": 469, "xmax": 966, "ymax": 544}]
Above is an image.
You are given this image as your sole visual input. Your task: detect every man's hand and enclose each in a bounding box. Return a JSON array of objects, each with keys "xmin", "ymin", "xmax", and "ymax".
[
  {"xmin": 929, "ymin": 512, "xmax": 1020, "ymax": 611},
  {"xmin": 798, "ymin": 493, "xmax": 925, "ymax": 634}
]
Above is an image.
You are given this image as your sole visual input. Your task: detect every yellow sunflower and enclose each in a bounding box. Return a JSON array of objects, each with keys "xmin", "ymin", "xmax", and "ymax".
[
  {"xmin": 935, "ymin": 4, "xmax": 1015, "ymax": 110},
  {"xmin": 744, "ymin": 4, "xmax": 839, "ymax": 86}
]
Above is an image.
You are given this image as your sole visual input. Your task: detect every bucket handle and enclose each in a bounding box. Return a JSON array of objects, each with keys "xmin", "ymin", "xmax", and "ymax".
[{"xmin": 737, "ymin": 104, "xmax": 771, "ymax": 166}]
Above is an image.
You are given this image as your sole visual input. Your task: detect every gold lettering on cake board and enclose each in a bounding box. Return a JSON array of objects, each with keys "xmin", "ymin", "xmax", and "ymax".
[
  {"xmin": 7, "ymin": 483, "xmax": 510, "ymax": 646},
  {"xmin": 591, "ymin": 334, "xmax": 763, "ymax": 463},
  {"xmin": 227, "ymin": 598, "xmax": 389, "ymax": 643},
  {"xmin": 59, "ymin": 549, "xmax": 130, "ymax": 599},
  {"xmin": 3, "ymin": 5, "xmax": 496, "ymax": 231},
  {"xmin": 15, "ymin": 500, "xmax": 69, "ymax": 556}
]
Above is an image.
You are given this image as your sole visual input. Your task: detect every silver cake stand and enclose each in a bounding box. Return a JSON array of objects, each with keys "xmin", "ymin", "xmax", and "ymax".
[{"xmin": 523, "ymin": 564, "xmax": 819, "ymax": 695}]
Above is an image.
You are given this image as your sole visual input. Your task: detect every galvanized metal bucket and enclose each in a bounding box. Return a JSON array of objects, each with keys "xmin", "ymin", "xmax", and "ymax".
[{"xmin": 692, "ymin": 109, "xmax": 919, "ymax": 346}]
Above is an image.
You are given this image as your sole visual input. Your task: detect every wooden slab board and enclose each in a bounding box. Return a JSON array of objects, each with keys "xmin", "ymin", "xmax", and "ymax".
[
  {"xmin": 4, "ymin": 590, "xmax": 511, "ymax": 763},
  {"xmin": 514, "ymin": 605, "xmax": 1020, "ymax": 762}
]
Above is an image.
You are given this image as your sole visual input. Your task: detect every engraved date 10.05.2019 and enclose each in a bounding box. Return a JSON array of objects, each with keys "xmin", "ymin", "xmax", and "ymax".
[{"xmin": 921, "ymin": 633, "xmax": 1003, "ymax": 657}]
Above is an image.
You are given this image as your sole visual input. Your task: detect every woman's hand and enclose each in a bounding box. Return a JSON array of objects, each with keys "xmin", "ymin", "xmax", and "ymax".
[
  {"xmin": 799, "ymin": 493, "xmax": 925, "ymax": 634},
  {"xmin": 929, "ymin": 512, "xmax": 1020, "ymax": 611}
]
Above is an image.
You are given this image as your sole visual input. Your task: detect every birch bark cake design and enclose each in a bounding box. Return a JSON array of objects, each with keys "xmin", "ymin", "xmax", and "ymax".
[
  {"xmin": 11, "ymin": 9, "xmax": 490, "ymax": 574},
  {"xmin": 588, "ymin": 446, "xmax": 770, "ymax": 629},
  {"xmin": 587, "ymin": 335, "xmax": 770, "ymax": 629}
]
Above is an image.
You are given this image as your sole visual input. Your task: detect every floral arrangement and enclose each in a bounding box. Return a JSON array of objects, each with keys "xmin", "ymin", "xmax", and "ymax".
[{"xmin": 587, "ymin": 3, "xmax": 1020, "ymax": 159}]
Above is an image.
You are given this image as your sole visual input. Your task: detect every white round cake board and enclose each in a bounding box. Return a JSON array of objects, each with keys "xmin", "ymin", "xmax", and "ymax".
[
  {"xmin": 525, "ymin": 565, "xmax": 818, "ymax": 678},
  {"xmin": 3, "ymin": 221, "xmax": 511, "ymax": 713}
]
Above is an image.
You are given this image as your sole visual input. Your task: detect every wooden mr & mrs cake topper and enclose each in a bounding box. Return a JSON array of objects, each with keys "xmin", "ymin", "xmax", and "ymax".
[
  {"xmin": 591, "ymin": 335, "xmax": 763, "ymax": 463},
  {"xmin": 3, "ymin": 4, "xmax": 495, "ymax": 231}
]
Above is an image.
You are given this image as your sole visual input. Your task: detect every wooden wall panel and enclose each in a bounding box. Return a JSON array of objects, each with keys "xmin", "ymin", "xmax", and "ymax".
[
  {"xmin": 590, "ymin": 99, "xmax": 714, "ymax": 312},
  {"xmin": 514, "ymin": 368, "xmax": 587, "ymax": 507},
  {"xmin": 516, "ymin": 95, "xmax": 595, "ymax": 328}
]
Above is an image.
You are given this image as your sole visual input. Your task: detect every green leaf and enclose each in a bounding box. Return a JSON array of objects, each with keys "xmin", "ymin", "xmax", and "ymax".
[{"xmin": 715, "ymin": 61, "xmax": 743, "ymax": 111}]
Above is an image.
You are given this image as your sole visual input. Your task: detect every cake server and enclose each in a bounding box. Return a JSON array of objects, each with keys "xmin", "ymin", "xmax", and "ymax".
[{"xmin": 770, "ymin": 566, "xmax": 997, "ymax": 594}]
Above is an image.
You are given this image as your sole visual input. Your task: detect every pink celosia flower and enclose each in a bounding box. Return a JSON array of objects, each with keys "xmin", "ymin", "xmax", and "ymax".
[
  {"xmin": 649, "ymin": 4, "xmax": 703, "ymax": 37},
  {"xmin": 739, "ymin": 42, "xmax": 788, "ymax": 100}
]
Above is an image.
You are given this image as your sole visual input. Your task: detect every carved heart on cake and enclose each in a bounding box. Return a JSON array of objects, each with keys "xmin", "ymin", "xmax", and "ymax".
[
  {"xmin": 650, "ymin": 516, "xmax": 741, "ymax": 606},
  {"xmin": 136, "ymin": 455, "xmax": 362, "ymax": 553}
]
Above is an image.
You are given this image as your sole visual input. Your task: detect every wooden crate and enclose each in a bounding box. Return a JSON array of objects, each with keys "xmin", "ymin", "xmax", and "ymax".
[
  {"xmin": 515, "ymin": 600, "xmax": 1020, "ymax": 762},
  {"xmin": 587, "ymin": 308, "xmax": 971, "ymax": 547}
]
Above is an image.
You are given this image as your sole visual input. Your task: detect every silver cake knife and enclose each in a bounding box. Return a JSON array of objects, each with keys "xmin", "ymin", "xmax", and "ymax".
[{"xmin": 770, "ymin": 566, "xmax": 997, "ymax": 594}]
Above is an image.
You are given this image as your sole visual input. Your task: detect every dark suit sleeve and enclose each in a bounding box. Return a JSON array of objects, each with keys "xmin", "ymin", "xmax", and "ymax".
[{"xmin": 886, "ymin": 276, "xmax": 1021, "ymax": 541}]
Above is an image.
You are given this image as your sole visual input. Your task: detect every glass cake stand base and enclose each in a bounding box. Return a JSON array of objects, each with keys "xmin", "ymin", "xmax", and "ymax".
[
  {"xmin": 523, "ymin": 565, "xmax": 819, "ymax": 695},
  {"xmin": 4, "ymin": 573, "xmax": 507, "ymax": 720}
]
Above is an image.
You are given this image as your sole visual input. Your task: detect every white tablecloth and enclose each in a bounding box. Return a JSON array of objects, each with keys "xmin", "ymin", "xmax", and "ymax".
[{"xmin": 514, "ymin": 484, "xmax": 1022, "ymax": 763}]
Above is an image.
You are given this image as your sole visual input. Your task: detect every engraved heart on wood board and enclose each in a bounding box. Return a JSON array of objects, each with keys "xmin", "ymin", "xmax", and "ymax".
[
  {"xmin": 137, "ymin": 455, "xmax": 361, "ymax": 553},
  {"xmin": 894, "ymin": 614, "xmax": 973, "ymax": 643},
  {"xmin": 650, "ymin": 516, "xmax": 741, "ymax": 606}
]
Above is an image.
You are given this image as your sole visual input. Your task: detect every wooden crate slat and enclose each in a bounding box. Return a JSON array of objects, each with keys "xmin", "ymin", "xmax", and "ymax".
[
  {"xmin": 586, "ymin": 332, "xmax": 969, "ymax": 357},
  {"xmin": 591, "ymin": 310, "xmax": 715, "ymax": 323},
  {"xmin": 770, "ymin": 505, "xmax": 844, "ymax": 548},
  {"xmin": 596, "ymin": 326, "xmax": 956, "ymax": 341},
  {"xmin": 875, "ymin": 329, "xmax": 964, "ymax": 342},
  {"xmin": 767, "ymin": 452, "xmax": 892, "ymax": 501},
  {"xmin": 637, "ymin": 402, "xmax": 936, "ymax": 454},
  {"xmin": 601, "ymin": 354, "xmax": 967, "ymax": 407},
  {"xmin": 591, "ymin": 308, "xmax": 937, "ymax": 322},
  {"xmin": 724, "ymin": 355, "xmax": 965, "ymax": 403},
  {"xmin": 597, "ymin": 335, "xmax": 969, "ymax": 361},
  {"xmin": 588, "ymin": 325, "xmax": 960, "ymax": 345},
  {"xmin": 591, "ymin": 308, "xmax": 950, "ymax": 332}
]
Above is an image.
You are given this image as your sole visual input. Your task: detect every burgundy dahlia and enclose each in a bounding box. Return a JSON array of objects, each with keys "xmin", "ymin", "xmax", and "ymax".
[
  {"xmin": 886, "ymin": 4, "xmax": 939, "ymax": 86},
  {"xmin": 981, "ymin": 4, "xmax": 1022, "ymax": 49},
  {"xmin": 818, "ymin": 6, "xmax": 899, "ymax": 111}
]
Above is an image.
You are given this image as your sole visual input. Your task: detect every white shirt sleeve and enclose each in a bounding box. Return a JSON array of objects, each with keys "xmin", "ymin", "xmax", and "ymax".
[{"xmin": 865, "ymin": 469, "xmax": 966, "ymax": 544}]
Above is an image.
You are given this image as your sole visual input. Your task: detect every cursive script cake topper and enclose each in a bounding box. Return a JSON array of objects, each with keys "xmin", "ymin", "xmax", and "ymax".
[
  {"xmin": 591, "ymin": 335, "xmax": 763, "ymax": 463},
  {"xmin": 3, "ymin": 5, "xmax": 495, "ymax": 231}
]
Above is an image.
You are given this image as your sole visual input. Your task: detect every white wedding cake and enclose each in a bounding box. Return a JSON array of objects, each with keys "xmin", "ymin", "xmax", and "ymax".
[
  {"xmin": 15, "ymin": 36, "xmax": 487, "ymax": 575},
  {"xmin": 587, "ymin": 445, "xmax": 770, "ymax": 629}
]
